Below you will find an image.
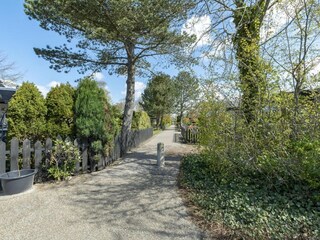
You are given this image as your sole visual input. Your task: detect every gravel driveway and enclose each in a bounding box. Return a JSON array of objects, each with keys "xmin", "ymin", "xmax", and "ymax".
[{"xmin": 0, "ymin": 126, "xmax": 206, "ymax": 240}]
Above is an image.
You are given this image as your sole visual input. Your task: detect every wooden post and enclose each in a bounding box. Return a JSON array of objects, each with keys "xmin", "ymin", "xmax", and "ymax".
[
  {"xmin": 97, "ymin": 154, "xmax": 103, "ymax": 171},
  {"xmin": 157, "ymin": 142, "xmax": 165, "ymax": 167},
  {"xmin": 74, "ymin": 139, "xmax": 80, "ymax": 173},
  {"xmin": 45, "ymin": 138, "xmax": 52, "ymax": 168},
  {"xmin": 82, "ymin": 139, "xmax": 88, "ymax": 172},
  {"xmin": 34, "ymin": 141, "xmax": 42, "ymax": 170},
  {"xmin": 23, "ymin": 139, "xmax": 31, "ymax": 169},
  {"xmin": 0, "ymin": 140, "xmax": 6, "ymax": 174},
  {"xmin": 10, "ymin": 137, "xmax": 19, "ymax": 171}
]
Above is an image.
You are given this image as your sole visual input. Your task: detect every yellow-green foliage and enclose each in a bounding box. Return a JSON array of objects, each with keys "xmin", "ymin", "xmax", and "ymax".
[
  {"xmin": 181, "ymin": 117, "xmax": 191, "ymax": 125},
  {"xmin": 46, "ymin": 83, "xmax": 75, "ymax": 138},
  {"xmin": 7, "ymin": 82, "xmax": 47, "ymax": 141},
  {"xmin": 161, "ymin": 114, "xmax": 172, "ymax": 126},
  {"xmin": 132, "ymin": 111, "xmax": 151, "ymax": 130},
  {"xmin": 198, "ymin": 90, "xmax": 320, "ymax": 188}
]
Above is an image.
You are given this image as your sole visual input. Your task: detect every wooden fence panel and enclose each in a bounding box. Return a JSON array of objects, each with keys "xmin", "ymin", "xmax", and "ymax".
[
  {"xmin": 0, "ymin": 140, "xmax": 5, "ymax": 174},
  {"xmin": 1, "ymin": 128, "xmax": 154, "ymax": 175},
  {"xmin": 10, "ymin": 137, "xmax": 19, "ymax": 171},
  {"xmin": 23, "ymin": 139, "xmax": 31, "ymax": 169},
  {"xmin": 34, "ymin": 141, "xmax": 42, "ymax": 169}
]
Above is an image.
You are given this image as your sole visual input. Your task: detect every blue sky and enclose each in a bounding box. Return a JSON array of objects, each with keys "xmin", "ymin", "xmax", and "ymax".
[
  {"xmin": 0, "ymin": 1, "xmax": 211, "ymax": 103},
  {"xmin": 0, "ymin": 0, "xmax": 179, "ymax": 102}
]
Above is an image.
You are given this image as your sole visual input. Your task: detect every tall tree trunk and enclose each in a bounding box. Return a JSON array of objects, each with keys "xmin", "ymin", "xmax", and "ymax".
[
  {"xmin": 121, "ymin": 46, "xmax": 135, "ymax": 156},
  {"xmin": 233, "ymin": 1, "xmax": 270, "ymax": 123}
]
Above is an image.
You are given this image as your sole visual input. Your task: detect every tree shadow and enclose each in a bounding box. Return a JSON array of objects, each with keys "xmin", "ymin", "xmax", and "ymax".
[{"xmin": 61, "ymin": 149, "xmax": 206, "ymax": 239}]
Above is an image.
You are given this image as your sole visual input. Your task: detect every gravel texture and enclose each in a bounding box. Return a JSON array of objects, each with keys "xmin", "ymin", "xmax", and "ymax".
[{"xmin": 0, "ymin": 126, "xmax": 206, "ymax": 240}]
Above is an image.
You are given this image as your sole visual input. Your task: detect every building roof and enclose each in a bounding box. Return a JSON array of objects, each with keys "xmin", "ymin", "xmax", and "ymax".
[{"xmin": 0, "ymin": 87, "xmax": 16, "ymax": 104}]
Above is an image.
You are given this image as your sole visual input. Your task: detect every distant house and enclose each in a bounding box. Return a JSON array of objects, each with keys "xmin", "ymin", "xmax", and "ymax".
[{"xmin": 0, "ymin": 86, "xmax": 16, "ymax": 141}]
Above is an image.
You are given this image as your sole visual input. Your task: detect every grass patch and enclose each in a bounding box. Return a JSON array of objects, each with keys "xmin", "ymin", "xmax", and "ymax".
[{"xmin": 179, "ymin": 154, "xmax": 320, "ymax": 239}]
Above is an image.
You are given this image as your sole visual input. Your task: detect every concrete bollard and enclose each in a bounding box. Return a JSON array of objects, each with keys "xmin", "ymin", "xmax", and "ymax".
[{"xmin": 157, "ymin": 142, "xmax": 165, "ymax": 167}]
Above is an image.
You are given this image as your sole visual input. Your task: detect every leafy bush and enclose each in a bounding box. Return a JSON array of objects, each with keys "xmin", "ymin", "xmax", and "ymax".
[
  {"xmin": 190, "ymin": 92, "xmax": 320, "ymax": 238},
  {"xmin": 161, "ymin": 114, "xmax": 172, "ymax": 127},
  {"xmin": 46, "ymin": 83, "xmax": 75, "ymax": 138},
  {"xmin": 48, "ymin": 139, "xmax": 80, "ymax": 181},
  {"xmin": 197, "ymin": 93, "xmax": 320, "ymax": 188},
  {"xmin": 131, "ymin": 111, "xmax": 151, "ymax": 130},
  {"xmin": 7, "ymin": 82, "xmax": 47, "ymax": 141}
]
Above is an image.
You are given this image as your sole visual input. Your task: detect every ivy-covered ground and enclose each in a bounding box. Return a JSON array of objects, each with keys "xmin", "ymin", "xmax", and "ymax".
[{"xmin": 179, "ymin": 154, "xmax": 320, "ymax": 239}]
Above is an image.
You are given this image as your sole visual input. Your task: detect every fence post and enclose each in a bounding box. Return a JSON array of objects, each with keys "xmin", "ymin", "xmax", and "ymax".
[
  {"xmin": 23, "ymin": 139, "xmax": 31, "ymax": 169},
  {"xmin": 10, "ymin": 137, "xmax": 19, "ymax": 171},
  {"xmin": 157, "ymin": 142, "xmax": 165, "ymax": 167},
  {"xmin": 82, "ymin": 139, "xmax": 88, "ymax": 172},
  {"xmin": 74, "ymin": 139, "xmax": 80, "ymax": 173},
  {"xmin": 0, "ymin": 140, "xmax": 5, "ymax": 174},
  {"xmin": 45, "ymin": 138, "xmax": 52, "ymax": 168},
  {"xmin": 34, "ymin": 141, "xmax": 42, "ymax": 170}
]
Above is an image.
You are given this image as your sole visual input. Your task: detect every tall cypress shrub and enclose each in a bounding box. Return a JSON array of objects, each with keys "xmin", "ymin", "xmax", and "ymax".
[
  {"xmin": 74, "ymin": 78, "xmax": 107, "ymax": 145},
  {"xmin": 46, "ymin": 83, "xmax": 75, "ymax": 138},
  {"xmin": 7, "ymin": 82, "xmax": 47, "ymax": 141}
]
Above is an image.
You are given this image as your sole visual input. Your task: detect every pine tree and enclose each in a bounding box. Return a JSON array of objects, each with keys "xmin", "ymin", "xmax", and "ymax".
[{"xmin": 24, "ymin": 0, "xmax": 194, "ymax": 154}]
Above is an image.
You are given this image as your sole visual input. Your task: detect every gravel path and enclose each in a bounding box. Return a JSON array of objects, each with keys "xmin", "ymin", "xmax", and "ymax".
[{"xmin": 0, "ymin": 126, "xmax": 206, "ymax": 240}]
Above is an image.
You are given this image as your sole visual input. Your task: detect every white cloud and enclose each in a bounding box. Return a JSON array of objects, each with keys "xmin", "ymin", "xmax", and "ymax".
[
  {"xmin": 36, "ymin": 81, "xmax": 62, "ymax": 97},
  {"xmin": 37, "ymin": 85, "xmax": 49, "ymax": 97},
  {"xmin": 48, "ymin": 81, "xmax": 60, "ymax": 88},
  {"xmin": 135, "ymin": 81, "xmax": 146, "ymax": 91},
  {"xmin": 121, "ymin": 81, "xmax": 146, "ymax": 100},
  {"xmin": 182, "ymin": 15, "xmax": 212, "ymax": 47},
  {"xmin": 93, "ymin": 72, "xmax": 105, "ymax": 82}
]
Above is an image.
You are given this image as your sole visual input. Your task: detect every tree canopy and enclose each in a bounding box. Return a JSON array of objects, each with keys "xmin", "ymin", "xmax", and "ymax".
[
  {"xmin": 173, "ymin": 71, "xmax": 200, "ymax": 122},
  {"xmin": 24, "ymin": 0, "xmax": 195, "ymax": 154},
  {"xmin": 140, "ymin": 73, "xmax": 174, "ymax": 127}
]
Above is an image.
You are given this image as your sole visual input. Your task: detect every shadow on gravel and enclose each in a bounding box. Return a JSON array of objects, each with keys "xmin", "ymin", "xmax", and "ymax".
[{"xmin": 65, "ymin": 150, "xmax": 203, "ymax": 239}]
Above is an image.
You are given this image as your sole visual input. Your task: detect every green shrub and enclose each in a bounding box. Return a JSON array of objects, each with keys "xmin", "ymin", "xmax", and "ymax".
[
  {"xmin": 74, "ymin": 78, "xmax": 118, "ymax": 167},
  {"xmin": 131, "ymin": 111, "xmax": 151, "ymax": 130},
  {"xmin": 7, "ymin": 82, "xmax": 47, "ymax": 141},
  {"xmin": 75, "ymin": 78, "xmax": 107, "ymax": 142},
  {"xmin": 48, "ymin": 138, "xmax": 80, "ymax": 181},
  {"xmin": 161, "ymin": 114, "xmax": 172, "ymax": 127},
  {"xmin": 46, "ymin": 83, "xmax": 75, "ymax": 138}
]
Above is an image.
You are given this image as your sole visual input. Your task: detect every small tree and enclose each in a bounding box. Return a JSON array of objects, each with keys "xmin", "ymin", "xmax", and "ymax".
[
  {"xmin": 140, "ymin": 73, "xmax": 174, "ymax": 127},
  {"xmin": 7, "ymin": 82, "xmax": 47, "ymax": 141},
  {"xmin": 46, "ymin": 83, "xmax": 75, "ymax": 138},
  {"xmin": 75, "ymin": 78, "xmax": 107, "ymax": 143},
  {"xmin": 173, "ymin": 71, "xmax": 200, "ymax": 124},
  {"xmin": 75, "ymin": 78, "xmax": 118, "ymax": 168}
]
